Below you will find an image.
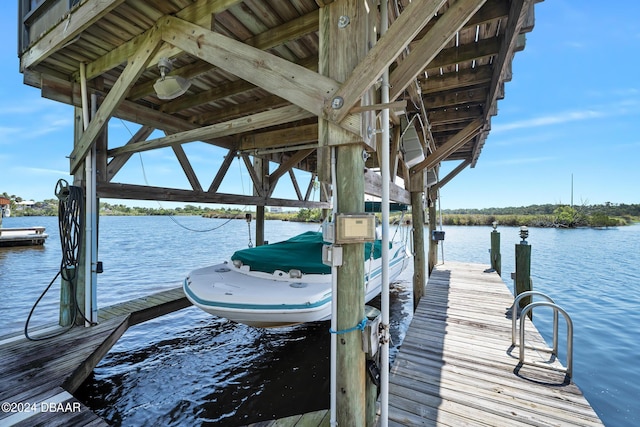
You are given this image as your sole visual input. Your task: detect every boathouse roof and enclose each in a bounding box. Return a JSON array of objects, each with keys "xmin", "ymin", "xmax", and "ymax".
[{"xmin": 17, "ymin": 0, "xmax": 541, "ymax": 207}]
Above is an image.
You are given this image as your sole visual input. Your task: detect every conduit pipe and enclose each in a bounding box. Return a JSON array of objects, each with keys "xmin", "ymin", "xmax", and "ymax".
[
  {"xmin": 379, "ymin": 0, "xmax": 391, "ymax": 424},
  {"xmin": 330, "ymin": 146, "xmax": 338, "ymax": 426},
  {"xmin": 79, "ymin": 63, "xmax": 98, "ymax": 325}
]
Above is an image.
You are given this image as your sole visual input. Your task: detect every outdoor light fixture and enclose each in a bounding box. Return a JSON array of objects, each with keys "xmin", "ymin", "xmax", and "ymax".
[
  {"xmin": 492, "ymin": 221, "xmax": 498, "ymax": 230},
  {"xmin": 153, "ymin": 57, "xmax": 191, "ymax": 100},
  {"xmin": 519, "ymin": 226, "xmax": 529, "ymax": 242}
]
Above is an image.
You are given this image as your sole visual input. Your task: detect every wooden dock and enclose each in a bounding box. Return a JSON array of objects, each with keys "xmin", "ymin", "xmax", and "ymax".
[
  {"xmin": 252, "ymin": 261, "xmax": 603, "ymax": 426},
  {"xmin": 386, "ymin": 261, "xmax": 603, "ymax": 426},
  {"xmin": 0, "ymin": 287, "xmax": 188, "ymax": 426},
  {"xmin": 0, "ymin": 227, "xmax": 48, "ymax": 247}
]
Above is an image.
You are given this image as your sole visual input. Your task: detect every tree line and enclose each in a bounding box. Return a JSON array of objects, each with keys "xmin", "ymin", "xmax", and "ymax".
[{"xmin": 3, "ymin": 191, "xmax": 638, "ymax": 228}]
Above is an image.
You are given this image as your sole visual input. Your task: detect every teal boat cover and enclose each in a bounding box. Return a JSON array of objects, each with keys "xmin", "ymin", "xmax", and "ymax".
[{"xmin": 231, "ymin": 231, "xmax": 384, "ymax": 275}]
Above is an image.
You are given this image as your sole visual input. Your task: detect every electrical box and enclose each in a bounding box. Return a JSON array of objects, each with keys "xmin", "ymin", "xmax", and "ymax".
[
  {"xmin": 432, "ymin": 230, "xmax": 445, "ymax": 241},
  {"xmin": 322, "ymin": 220, "xmax": 335, "ymax": 244},
  {"xmin": 362, "ymin": 306, "xmax": 382, "ymax": 358},
  {"xmin": 322, "ymin": 244, "xmax": 343, "ymax": 267},
  {"xmin": 335, "ymin": 214, "xmax": 376, "ymax": 244}
]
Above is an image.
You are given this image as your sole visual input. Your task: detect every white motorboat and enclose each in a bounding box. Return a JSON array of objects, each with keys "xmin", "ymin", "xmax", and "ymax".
[{"xmin": 183, "ymin": 231, "xmax": 411, "ymax": 328}]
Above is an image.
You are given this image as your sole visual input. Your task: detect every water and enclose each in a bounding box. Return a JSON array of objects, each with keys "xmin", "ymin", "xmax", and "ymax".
[
  {"xmin": 1, "ymin": 216, "xmax": 638, "ymax": 426},
  {"xmin": 0, "ymin": 215, "xmax": 412, "ymax": 426}
]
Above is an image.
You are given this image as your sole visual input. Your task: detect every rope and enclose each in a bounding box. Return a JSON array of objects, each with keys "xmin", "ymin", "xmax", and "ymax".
[
  {"xmin": 329, "ymin": 317, "xmax": 367, "ymax": 335},
  {"xmin": 120, "ymin": 118, "xmax": 247, "ymax": 233},
  {"xmin": 24, "ymin": 180, "xmax": 93, "ymax": 340}
]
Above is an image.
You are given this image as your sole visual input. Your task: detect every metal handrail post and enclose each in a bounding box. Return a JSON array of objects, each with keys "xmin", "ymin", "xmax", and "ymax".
[{"xmin": 519, "ymin": 301, "xmax": 573, "ymax": 377}]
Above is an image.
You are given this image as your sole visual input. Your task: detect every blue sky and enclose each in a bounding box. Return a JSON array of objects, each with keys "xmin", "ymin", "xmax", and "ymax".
[{"xmin": 1, "ymin": 1, "xmax": 639, "ymax": 210}]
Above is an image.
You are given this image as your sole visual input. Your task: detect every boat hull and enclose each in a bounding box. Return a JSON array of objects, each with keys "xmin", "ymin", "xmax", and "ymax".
[{"xmin": 184, "ymin": 245, "xmax": 409, "ymax": 328}]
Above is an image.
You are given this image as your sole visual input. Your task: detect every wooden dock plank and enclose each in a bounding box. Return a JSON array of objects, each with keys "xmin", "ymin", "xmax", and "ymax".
[
  {"xmin": 387, "ymin": 261, "xmax": 603, "ymax": 426},
  {"xmin": 0, "ymin": 286, "xmax": 189, "ymax": 426}
]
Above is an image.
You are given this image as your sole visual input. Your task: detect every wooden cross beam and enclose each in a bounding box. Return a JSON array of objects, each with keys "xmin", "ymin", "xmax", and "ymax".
[{"xmin": 69, "ymin": 28, "xmax": 163, "ymax": 174}]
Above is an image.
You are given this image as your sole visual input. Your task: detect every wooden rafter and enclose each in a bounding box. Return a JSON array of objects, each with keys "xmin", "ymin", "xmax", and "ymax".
[
  {"xmin": 70, "ymin": 28, "xmax": 163, "ymax": 174},
  {"xmin": 171, "ymin": 144, "xmax": 203, "ymax": 192},
  {"xmin": 304, "ymin": 173, "xmax": 317, "ymax": 201},
  {"xmin": 84, "ymin": 0, "xmax": 242, "ymax": 80},
  {"xmin": 22, "ymin": 0, "xmax": 127, "ymax": 70},
  {"xmin": 159, "ymin": 16, "xmax": 360, "ymax": 136},
  {"xmin": 268, "ymin": 149, "xmax": 315, "ymax": 195},
  {"xmin": 240, "ymin": 123, "xmax": 318, "ymax": 152},
  {"xmin": 390, "ymin": 0, "xmax": 488, "ymax": 101},
  {"xmin": 96, "ymin": 182, "xmax": 330, "ymax": 208},
  {"xmin": 208, "ymin": 148, "xmax": 237, "ymax": 193},
  {"xmin": 289, "ymin": 170, "xmax": 303, "ymax": 200},
  {"xmin": 106, "ymin": 125, "xmax": 155, "ymax": 181},
  {"xmin": 324, "ymin": 0, "xmax": 447, "ymax": 123},
  {"xmin": 410, "ymin": 118, "xmax": 483, "ymax": 172},
  {"xmin": 240, "ymin": 153, "xmax": 266, "ymax": 198},
  {"xmin": 107, "ymin": 105, "xmax": 313, "ymax": 157},
  {"xmin": 430, "ymin": 159, "xmax": 471, "ymax": 192}
]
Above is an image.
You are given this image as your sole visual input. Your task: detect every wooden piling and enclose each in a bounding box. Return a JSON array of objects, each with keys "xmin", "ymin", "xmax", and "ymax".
[
  {"xmin": 490, "ymin": 229, "xmax": 501, "ymax": 276},
  {"xmin": 427, "ymin": 195, "xmax": 438, "ymax": 275},
  {"xmin": 59, "ymin": 268, "xmax": 74, "ymax": 327},
  {"xmin": 515, "ymin": 241, "xmax": 532, "ymax": 318},
  {"xmin": 319, "ymin": 1, "xmax": 371, "ymax": 424},
  {"xmin": 410, "ymin": 173, "xmax": 426, "ymax": 310}
]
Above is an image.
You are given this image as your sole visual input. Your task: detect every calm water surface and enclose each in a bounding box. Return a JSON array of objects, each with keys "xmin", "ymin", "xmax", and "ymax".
[{"xmin": 1, "ymin": 216, "xmax": 638, "ymax": 426}]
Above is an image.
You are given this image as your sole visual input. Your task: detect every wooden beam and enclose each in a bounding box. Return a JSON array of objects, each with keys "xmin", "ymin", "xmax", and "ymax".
[
  {"xmin": 70, "ymin": 28, "xmax": 163, "ymax": 174},
  {"xmin": 96, "ymin": 182, "xmax": 330, "ymax": 208},
  {"xmin": 364, "ymin": 169, "xmax": 411, "ymax": 205},
  {"xmin": 172, "ymin": 144, "xmax": 203, "ymax": 192},
  {"xmin": 106, "ymin": 125, "xmax": 154, "ymax": 180},
  {"xmin": 483, "ymin": 0, "xmax": 531, "ymax": 124},
  {"xmin": 268, "ymin": 149, "xmax": 315, "ymax": 190},
  {"xmin": 241, "ymin": 153, "xmax": 266, "ymax": 197},
  {"xmin": 410, "ymin": 118, "xmax": 483, "ymax": 172},
  {"xmin": 304, "ymin": 173, "xmax": 317, "ymax": 201},
  {"xmin": 324, "ymin": 0, "xmax": 446, "ymax": 123},
  {"xmin": 208, "ymin": 148, "xmax": 237, "ymax": 193},
  {"xmin": 21, "ymin": 0, "xmax": 127, "ymax": 70},
  {"xmin": 424, "ymin": 36, "xmax": 501, "ymax": 73},
  {"xmin": 107, "ymin": 105, "xmax": 313, "ymax": 157},
  {"xmin": 422, "ymin": 86, "xmax": 489, "ymax": 110},
  {"xmin": 159, "ymin": 16, "xmax": 360, "ymax": 136},
  {"xmin": 420, "ymin": 65, "xmax": 494, "ymax": 95},
  {"xmin": 85, "ymin": 0, "xmax": 242, "ymax": 80},
  {"xmin": 390, "ymin": 0, "xmax": 488, "ymax": 101},
  {"xmin": 195, "ymin": 94, "xmax": 290, "ymax": 125},
  {"xmin": 289, "ymin": 170, "xmax": 304, "ymax": 201},
  {"xmin": 431, "ymin": 159, "xmax": 471, "ymax": 192},
  {"xmin": 240, "ymin": 123, "xmax": 318, "ymax": 151}
]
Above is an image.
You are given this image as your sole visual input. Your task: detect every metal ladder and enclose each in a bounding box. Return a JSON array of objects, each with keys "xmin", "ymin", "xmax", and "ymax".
[{"xmin": 511, "ymin": 291, "xmax": 574, "ymax": 377}]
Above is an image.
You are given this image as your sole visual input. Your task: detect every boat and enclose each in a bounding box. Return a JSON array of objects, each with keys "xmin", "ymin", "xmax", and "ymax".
[{"xmin": 183, "ymin": 230, "xmax": 411, "ymax": 327}]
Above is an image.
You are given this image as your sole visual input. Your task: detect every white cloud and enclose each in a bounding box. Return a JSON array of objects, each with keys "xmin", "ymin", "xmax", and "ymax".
[
  {"xmin": 17, "ymin": 166, "xmax": 71, "ymax": 176},
  {"xmin": 493, "ymin": 110, "xmax": 604, "ymax": 133},
  {"xmin": 484, "ymin": 156, "xmax": 557, "ymax": 167}
]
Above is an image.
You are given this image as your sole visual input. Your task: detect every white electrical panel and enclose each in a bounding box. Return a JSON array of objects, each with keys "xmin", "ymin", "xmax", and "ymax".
[
  {"xmin": 335, "ymin": 214, "xmax": 376, "ymax": 244},
  {"xmin": 322, "ymin": 244, "xmax": 343, "ymax": 267}
]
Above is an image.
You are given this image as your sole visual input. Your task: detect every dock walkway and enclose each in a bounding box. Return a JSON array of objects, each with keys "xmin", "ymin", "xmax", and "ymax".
[
  {"xmin": 251, "ymin": 261, "xmax": 602, "ymax": 426},
  {"xmin": 0, "ymin": 287, "xmax": 188, "ymax": 426},
  {"xmin": 386, "ymin": 261, "xmax": 603, "ymax": 426}
]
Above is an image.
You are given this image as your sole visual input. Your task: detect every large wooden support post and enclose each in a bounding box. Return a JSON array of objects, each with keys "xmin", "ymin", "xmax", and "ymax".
[
  {"xmin": 427, "ymin": 194, "xmax": 438, "ymax": 275},
  {"xmin": 320, "ymin": 1, "xmax": 371, "ymax": 424},
  {"xmin": 410, "ymin": 172, "xmax": 426, "ymax": 310},
  {"xmin": 253, "ymin": 157, "xmax": 268, "ymax": 246}
]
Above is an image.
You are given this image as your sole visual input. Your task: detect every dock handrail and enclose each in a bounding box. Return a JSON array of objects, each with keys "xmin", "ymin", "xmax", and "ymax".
[
  {"xmin": 517, "ymin": 300, "xmax": 574, "ymax": 377},
  {"xmin": 511, "ymin": 291, "xmax": 558, "ymax": 352}
]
